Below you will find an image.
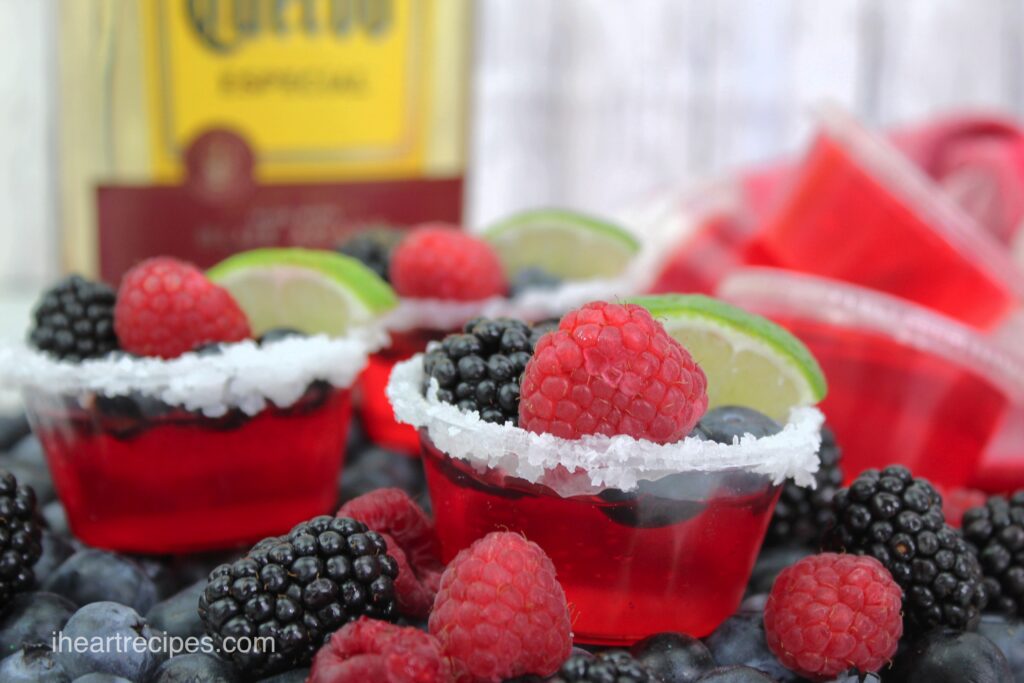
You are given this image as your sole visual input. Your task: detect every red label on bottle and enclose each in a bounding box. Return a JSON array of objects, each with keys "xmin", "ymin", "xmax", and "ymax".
[{"xmin": 96, "ymin": 131, "xmax": 462, "ymax": 283}]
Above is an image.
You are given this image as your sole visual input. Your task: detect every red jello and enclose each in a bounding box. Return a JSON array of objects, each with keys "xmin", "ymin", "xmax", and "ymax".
[
  {"xmin": 358, "ymin": 329, "xmax": 446, "ymax": 454},
  {"xmin": 720, "ymin": 268, "xmax": 1024, "ymax": 488},
  {"xmin": 746, "ymin": 105, "xmax": 1024, "ymax": 332},
  {"xmin": 421, "ymin": 437, "xmax": 779, "ymax": 644},
  {"xmin": 25, "ymin": 384, "xmax": 351, "ymax": 553}
]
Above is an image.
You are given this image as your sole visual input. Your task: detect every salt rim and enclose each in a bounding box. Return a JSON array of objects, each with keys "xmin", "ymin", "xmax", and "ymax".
[
  {"xmin": 387, "ymin": 355, "xmax": 824, "ymax": 495},
  {"xmin": 0, "ymin": 327, "xmax": 388, "ymax": 417}
]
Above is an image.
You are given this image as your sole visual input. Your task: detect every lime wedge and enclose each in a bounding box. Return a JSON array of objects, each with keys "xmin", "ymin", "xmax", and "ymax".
[
  {"xmin": 483, "ymin": 209, "xmax": 640, "ymax": 280},
  {"xmin": 629, "ymin": 294, "xmax": 827, "ymax": 421},
  {"xmin": 207, "ymin": 248, "xmax": 397, "ymax": 336}
]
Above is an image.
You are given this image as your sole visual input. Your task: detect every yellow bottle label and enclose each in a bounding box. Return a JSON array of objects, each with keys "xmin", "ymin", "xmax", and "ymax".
[{"xmin": 142, "ymin": 0, "xmax": 457, "ymax": 182}]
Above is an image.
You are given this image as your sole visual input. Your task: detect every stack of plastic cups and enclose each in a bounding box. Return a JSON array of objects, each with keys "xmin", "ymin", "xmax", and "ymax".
[
  {"xmin": 719, "ymin": 268, "xmax": 1024, "ymax": 490},
  {"xmin": 740, "ymin": 105, "xmax": 1024, "ymax": 491}
]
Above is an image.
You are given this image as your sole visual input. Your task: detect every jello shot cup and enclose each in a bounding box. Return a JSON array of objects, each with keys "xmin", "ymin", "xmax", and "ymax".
[
  {"xmin": 0, "ymin": 332, "xmax": 382, "ymax": 553},
  {"xmin": 745, "ymin": 104, "xmax": 1024, "ymax": 334},
  {"xmin": 387, "ymin": 355, "xmax": 823, "ymax": 643},
  {"xmin": 719, "ymin": 268, "xmax": 1024, "ymax": 488}
]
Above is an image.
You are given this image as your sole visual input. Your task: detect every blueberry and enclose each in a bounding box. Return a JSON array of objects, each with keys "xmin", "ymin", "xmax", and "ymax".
[
  {"xmin": 695, "ymin": 666, "xmax": 777, "ymax": 682},
  {"xmin": 746, "ymin": 546, "xmax": 813, "ymax": 597},
  {"xmin": 255, "ymin": 667, "xmax": 310, "ymax": 682},
  {"xmin": 0, "ymin": 592, "xmax": 75, "ymax": 657},
  {"xmin": 134, "ymin": 556, "xmax": 181, "ymax": 600},
  {"xmin": 72, "ymin": 675, "xmax": 133, "ymax": 683},
  {"xmin": 0, "ymin": 644, "xmax": 69, "ymax": 682},
  {"xmin": 43, "ymin": 550, "xmax": 159, "ymax": 613},
  {"xmin": 631, "ymin": 632, "xmax": 715, "ymax": 683},
  {"xmin": 509, "ymin": 267, "xmax": 562, "ymax": 296},
  {"xmin": 3, "ymin": 460, "xmax": 55, "ymax": 505},
  {"xmin": 696, "ymin": 407, "xmax": 781, "ymax": 444},
  {"xmin": 150, "ymin": 652, "xmax": 240, "ymax": 682},
  {"xmin": 892, "ymin": 630, "xmax": 1012, "ymax": 682},
  {"xmin": 823, "ymin": 670, "xmax": 882, "ymax": 683},
  {"xmin": 704, "ymin": 613, "xmax": 800, "ymax": 682},
  {"xmin": 977, "ymin": 614, "xmax": 1024, "ymax": 682},
  {"xmin": 338, "ymin": 448, "xmax": 426, "ymax": 503},
  {"xmin": 258, "ymin": 328, "xmax": 305, "ymax": 345},
  {"xmin": 146, "ymin": 580, "xmax": 207, "ymax": 639},
  {"xmin": 0, "ymin": 415, "xmax": 31, "ymax": 453},
  {"xmin": 738, "ymin": 594, "xmax": 768, "ymax": 613},
  {"xmin": 56, "ymin": 602, "xmax": 165, "ymax": 680},
  {"xmin": 35, "ymin": 532, "xmax": 75, "ymax": 585},
  {"xmin": 41, "ymin": 502, "xmax": 70, "ymax": 538},
  {"xmin": 9, "ymin": 435, "xmax": 44, "ymax": 466}
]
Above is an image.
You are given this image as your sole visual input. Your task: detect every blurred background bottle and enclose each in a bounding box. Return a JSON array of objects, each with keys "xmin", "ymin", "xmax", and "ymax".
[{"xmin": 58, "ymin": 0, "xmax": 471, "ymax": 282}]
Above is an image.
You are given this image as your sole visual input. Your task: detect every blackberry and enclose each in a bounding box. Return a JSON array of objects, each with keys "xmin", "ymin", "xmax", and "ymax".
[
  {"xmin": 550, "ymin": 651, "xmax": 654, "ymax": 682},
  {"xmin": 961, "ymin": 490, "xmax": 1024, "ymax": 616},
  {"xmin": 28, "ymin": 275, "xmax": 119, "ymax": 361},
  {"xmin": 0, "ymin": 470, "xmax": 42, "ymax": 608},
  {"xmin": 509, "ymin": 267, "xmax": 563, "ymax": 296},
  {"xmin": 766, "ymin": 426, "xmax": 843, "ymax": 547},
  {"xmin": 336, "ymin": 229, "xmax": 403, "ymax": 282},
  {"xmin": 823, "ymin": 465, "xmax": 987, "ymax": 632},
  {"xmin": 422, "ymin": 317, "xmax": 538, "ymax": 425},
  {"xmin": 199, "ymin": 515, "xmax": 398, "ymax": 676}
]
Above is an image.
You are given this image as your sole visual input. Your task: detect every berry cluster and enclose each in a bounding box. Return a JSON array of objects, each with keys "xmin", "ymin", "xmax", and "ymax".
[
  {"xmin": 962, "ymin": 491, "xmax": 1024, "ymax": 616},
  {"xmin": 824, "ymin": 465, "xmax": 988, "ymax": 632},
  {"xmin": 29, "ymin": 275, "xmax": 119, "ymax": 361},
  {"xmin": 0, "ymin": 470, "xmax": 41, "ymax": 608},
  {"xmin": 423, "ymin": 318, "xmax": 537, "ymax": 424},
  {"xmin": 198, "ymin": 516, "xmax": 399, "ymax": 676}
]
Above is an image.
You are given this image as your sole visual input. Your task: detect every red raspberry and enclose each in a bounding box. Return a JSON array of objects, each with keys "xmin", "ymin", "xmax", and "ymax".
[
  {"xmin": 338, "ymin": 489, "xmax": 444, "ymax": 619},
  {"xmin": 764, "ymin": 553, "xmax": 903, "ymax": 680},
  {"xmin": 309, "ymin": 617, "xmax": 451, "ymax": 683},
  {"xmin": 390, "ymin": 225, "xmax": 508, "ymax": 301},
  {"xmin": 114, "ymin": 257, "xmax": 251, "ymax": 359},
  {"xmin": 429, "ymin": 532, "xmax": 572, "ymax": 682},
  {"xmin": 519, "ymin": 301, "xmax": 708, "ymax": 442}
]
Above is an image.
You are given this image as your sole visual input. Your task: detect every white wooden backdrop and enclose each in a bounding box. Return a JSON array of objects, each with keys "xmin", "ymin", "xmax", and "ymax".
[{"xmin": 4, "ymin": 0, "xmax": 1024, "ymax": 294}]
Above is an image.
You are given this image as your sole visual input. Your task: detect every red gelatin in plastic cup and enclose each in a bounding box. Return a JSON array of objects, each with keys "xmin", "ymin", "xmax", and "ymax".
[
  {"xmin": 421, "ymin": 438, "xmax": 780, "ymax": 643},
  {"xmin": 720, "ymin": 268, "xmax": 1024, "ymax": 488},
  {"xmin": 358, "ymin": 329, "xmax": 445, "ymax": 455},
  {"xmin": 26, "ymin": 385, "xmax": 351, "ymax": 553},
  {"xmin": 387, "ymin": 355, "xmax": 824, "ymax": 644},
  {"xmin": 746, "ymin": 105, "xmax": 1024, "ymax": 332}
]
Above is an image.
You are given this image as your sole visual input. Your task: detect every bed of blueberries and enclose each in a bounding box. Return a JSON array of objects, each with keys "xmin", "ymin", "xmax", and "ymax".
[{"xmin": 0, "ymin": 411, "xmax": 1021, "ymax": 683}]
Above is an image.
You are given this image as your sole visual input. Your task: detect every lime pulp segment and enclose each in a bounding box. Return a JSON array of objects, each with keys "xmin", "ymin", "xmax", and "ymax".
[
  {"xmin": 207, "ymin": 248, "xmax": 397, "ymax": 337},
  {"xmin": 483, "ymin": 208, "xmax": 641, "ymax": 280}
]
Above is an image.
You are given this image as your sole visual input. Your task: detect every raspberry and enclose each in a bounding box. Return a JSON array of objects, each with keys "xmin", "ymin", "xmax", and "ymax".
[
  {"xmin": 428, "ymin": 532, "xmax": 572, "ymax": 682},
  {"xmin": 338, "ymin": 489, "xmax": 442, "ymax": 574},
  {"xmin": 380, "ymin": 532, "xmax": 442, "ymax": 618},
  {"xmin": 763, "ymin": 553, "xmax": 903, "ymax": 680},
  {"xmin": 389, "ymin": 225, "xmax": 508, "ymax": 301},
  {"xmin": 338, "ymin": 489, "xmax": 444, "ymax": 619},
  {"xmin": 309, "ymin": 617, "xmax": 451, "ymax": 683},
  {"xmin": 114, "ymin": 257, "xmax": 251, "ymax": 359},
  {"xmin": 519, "ymin": 301, "xmax": 708, "ymax": 442}
]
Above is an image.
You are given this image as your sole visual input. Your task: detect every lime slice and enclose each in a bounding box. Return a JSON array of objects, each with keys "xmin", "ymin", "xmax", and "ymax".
[
  {"xmin": 629, "ymin": 294, "xmax": 827, "ymax": 421},
  {"xmin": 483, "ymin": 209, "xmax": 640, "ymax": 280},
  {"xmin": 208, "ymin": 248, "xmax": 397, "ymax": 336}
]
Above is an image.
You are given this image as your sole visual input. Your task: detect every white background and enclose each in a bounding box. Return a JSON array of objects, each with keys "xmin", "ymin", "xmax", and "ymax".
[{"xmin": 3, "ymin": 0, "xmax": 1024, "ymax": 298}]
